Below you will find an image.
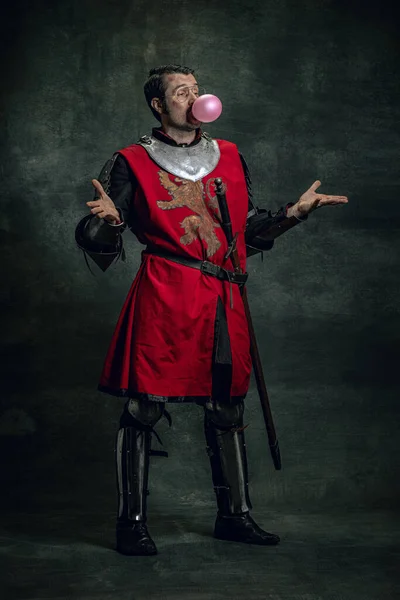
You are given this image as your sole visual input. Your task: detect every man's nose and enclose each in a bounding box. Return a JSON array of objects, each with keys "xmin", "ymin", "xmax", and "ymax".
[{"xmin": 188, "ymin": 90, "xmax": 197, "ymax": 104}]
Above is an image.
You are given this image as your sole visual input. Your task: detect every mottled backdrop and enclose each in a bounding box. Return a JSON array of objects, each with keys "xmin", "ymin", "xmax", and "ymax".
[{"xmin": 1, "ymin": 0, "xmax": 399, "ymax": 519}]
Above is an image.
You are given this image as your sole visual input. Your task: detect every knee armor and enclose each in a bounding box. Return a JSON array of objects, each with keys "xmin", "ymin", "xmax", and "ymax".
[
  {"xmin": 205, "ymin": 399, "xmax": 244, "ymax": 429},
  {"xmin": 121, "ymin": 398, "xmax": 165, "ymax": 429}
]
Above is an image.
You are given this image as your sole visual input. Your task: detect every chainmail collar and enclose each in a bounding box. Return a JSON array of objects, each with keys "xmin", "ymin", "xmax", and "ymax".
[{"xmin": 137, "ymin": 132, "xmax": 221, "ymax": 182}]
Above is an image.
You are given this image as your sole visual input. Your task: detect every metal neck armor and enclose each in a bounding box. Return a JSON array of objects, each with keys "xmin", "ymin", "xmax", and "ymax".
[{"xmin": 137, "ymin": 133, "xmax": 220, "ymax": 182}]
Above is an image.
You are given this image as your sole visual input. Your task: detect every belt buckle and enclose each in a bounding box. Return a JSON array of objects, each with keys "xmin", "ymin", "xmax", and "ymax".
[
  {"xmin": 228, "ymin": 270, "xmax": 248, "ymax": 286},
  {"xmin": 225, "ymin": 270, "xmax": 236, "ymax": 283},
  {"xmin": 201, "ymin": 261, "xmax": 220, "ymax": 278}
]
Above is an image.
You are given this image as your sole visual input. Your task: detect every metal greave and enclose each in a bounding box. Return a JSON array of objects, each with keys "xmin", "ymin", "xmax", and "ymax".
[
  {"xmin": 115, "ymin": 399, "xmax": 164, "ymax": 523},
  {"xmin": 204, "ymin": 401, "xmax": 252, "ymax": 515},
  {"xmin": 115, "ymin": 427, "xmax": 151, "ymax": 522}
]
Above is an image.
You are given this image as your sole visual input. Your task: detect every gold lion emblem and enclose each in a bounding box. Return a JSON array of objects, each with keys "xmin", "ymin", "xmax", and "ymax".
[{"xmin": 157, "ymin": 170, "xmax": 221, "ymax": 258}]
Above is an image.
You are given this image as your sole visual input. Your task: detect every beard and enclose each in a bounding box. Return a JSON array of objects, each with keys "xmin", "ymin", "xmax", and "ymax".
[
  {"xmin": 162, "ymin": 102, "xmax": 201, "ymax": 131},
  {"xmin": 166, "ymin": 115, "xmax": 199, "ymax": 132},
  {"xmin": 172, "ymin": 121, "xmax": 198, "ymax": 132}
]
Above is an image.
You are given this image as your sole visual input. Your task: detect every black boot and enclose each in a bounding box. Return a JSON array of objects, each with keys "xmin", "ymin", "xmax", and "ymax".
[
  {"xmin": 115, "ymin": 401, "xmax": 163, "ymax": 556},
  {"xmin": 204, "ymin": 400, "xmax": 280, "ymax": 546},
  {"xmin": 214, "ymin": 512, "xmax": 280, "ymax": 545},
  {"xmin": 116, "ymin": 520, "xmax": 157, "ymax": 556}
]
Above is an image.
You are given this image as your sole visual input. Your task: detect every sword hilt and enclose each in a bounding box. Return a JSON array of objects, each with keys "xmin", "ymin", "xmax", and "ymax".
[{"xmin": 214, "ymin": 177, "xmax": 233, "ymax": 245}]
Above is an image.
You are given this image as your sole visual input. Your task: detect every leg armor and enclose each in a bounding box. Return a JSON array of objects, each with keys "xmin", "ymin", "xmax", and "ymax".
[
  {"xmin": 204, "ymin": 399, "xmax": 280, "ymax": 546},
  {"xmin": 115, "ymin": 399, "xmax": 164, "ymax": 555},
  {"xmin": 116, "ymin": 399, "xmax": 164, "ymax": 522},
  {"xmin": 204, "ymin": 399, "xmax": 252, "ymax": 515}
]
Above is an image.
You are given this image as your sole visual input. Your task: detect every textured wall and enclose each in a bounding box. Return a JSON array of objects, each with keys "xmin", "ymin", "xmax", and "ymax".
[{"xmin": 1, "ymin": 0, "xmax": 399, "ymax": 514}]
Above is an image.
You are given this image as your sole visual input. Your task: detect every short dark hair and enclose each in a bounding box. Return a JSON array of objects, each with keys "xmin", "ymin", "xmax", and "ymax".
[{"xmin": 144, "ymin": 65, "xmax": 195, "ymax": 122}]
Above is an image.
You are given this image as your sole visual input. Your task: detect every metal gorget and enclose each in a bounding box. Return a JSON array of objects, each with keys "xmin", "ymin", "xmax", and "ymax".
[{"xmin": 137, "ymin": 133, "xmax": 220, "ymax": 182}]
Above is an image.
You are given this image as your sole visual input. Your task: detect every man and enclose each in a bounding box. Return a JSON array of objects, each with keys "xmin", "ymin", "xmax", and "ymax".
[{"xmin": 75, "ymin": 65, "xmax": 348, "ymax": 556}]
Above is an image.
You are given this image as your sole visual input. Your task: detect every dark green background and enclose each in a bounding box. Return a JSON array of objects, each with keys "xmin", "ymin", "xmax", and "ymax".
[{"xmin": 1, "ymin": 2, "xmax": 399, "ymax": 596}]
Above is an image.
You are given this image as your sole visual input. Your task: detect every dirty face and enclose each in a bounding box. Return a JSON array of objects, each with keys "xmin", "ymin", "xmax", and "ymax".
[{"xmin": 152, "ymin": 72, "xmax": 202, "ymax": 131}]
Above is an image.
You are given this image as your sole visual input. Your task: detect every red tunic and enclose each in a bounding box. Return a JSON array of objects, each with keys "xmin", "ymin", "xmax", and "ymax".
[{"xmin": 98, "ymin": 139, "xmax": 252, "ymax": 399}]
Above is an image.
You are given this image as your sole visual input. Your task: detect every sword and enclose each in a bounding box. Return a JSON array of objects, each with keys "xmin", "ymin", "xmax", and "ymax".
[{"xmin": 214, "ymin": 177, "xmax": 282, "ymax": 470}]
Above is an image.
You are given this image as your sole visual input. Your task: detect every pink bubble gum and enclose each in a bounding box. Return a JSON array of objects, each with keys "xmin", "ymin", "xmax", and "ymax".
[{"xmin": 192, "ymin": 94, "xmax": 223, "ymax": 123}]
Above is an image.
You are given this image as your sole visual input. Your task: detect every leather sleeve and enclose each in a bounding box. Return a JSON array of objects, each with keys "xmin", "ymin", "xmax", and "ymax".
[
  {"xmin": 107, "ymin": 154, "xmax": 138, "ymax": 228},
  {"xmin": 75, "ymin": 154, "xmax": 138, "ymax": 271}
]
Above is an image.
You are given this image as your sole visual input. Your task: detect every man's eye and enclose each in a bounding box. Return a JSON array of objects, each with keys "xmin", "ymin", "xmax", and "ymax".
[{"xmin": 177, "ymin": 90, "xmax": 187, "ymax": 97}]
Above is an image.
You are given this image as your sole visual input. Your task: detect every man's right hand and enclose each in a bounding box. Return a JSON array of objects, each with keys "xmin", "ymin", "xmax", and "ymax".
[{"xmin": 87, "ymin": 179, "xmax": 121, "ymax": 224}]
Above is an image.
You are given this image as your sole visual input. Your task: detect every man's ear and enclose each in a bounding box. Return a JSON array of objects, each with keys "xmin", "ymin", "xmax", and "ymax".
[{"xmin": 151, "ymin": 97, "xmax": 163, "ymax": 115}]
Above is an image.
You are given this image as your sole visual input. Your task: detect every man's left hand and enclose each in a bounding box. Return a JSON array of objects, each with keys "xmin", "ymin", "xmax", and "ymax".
[{"xmin": 288, "ymin": 180, "xmax": 348, "ymax": 219}]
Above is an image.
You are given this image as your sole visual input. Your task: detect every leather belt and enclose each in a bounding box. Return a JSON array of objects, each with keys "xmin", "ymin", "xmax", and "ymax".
[{"xmin": 143, "ymin": 250, "xmax": 248, "ymax": 285}]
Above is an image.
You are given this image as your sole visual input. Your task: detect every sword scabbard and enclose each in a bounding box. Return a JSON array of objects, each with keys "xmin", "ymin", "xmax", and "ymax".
[{"xmin": 214, "ymin": 177, "xmax": 282, "ymax": 470}]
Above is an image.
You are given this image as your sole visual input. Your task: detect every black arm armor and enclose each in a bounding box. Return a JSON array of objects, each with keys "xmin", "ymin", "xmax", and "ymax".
[
  {"xmin": 75, "ymin": 154, "xmax": 126, "ymax": 272},
  {"xmin": 245, "ymin": 207, "xmax": 284, "ymax": 256},
  {"xmin": 245, "ymin": 205, "xmax": 308, "ymax": 257}
]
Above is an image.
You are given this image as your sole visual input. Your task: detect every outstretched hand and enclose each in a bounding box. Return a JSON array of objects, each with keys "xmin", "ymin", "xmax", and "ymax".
[
  {"xmin": 86, "ymin": 179, "xmax": 121, "ymax": 224},
  {"xmin": 292, "ymin": 180, "xmax": 348, "ymax": 219}
]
